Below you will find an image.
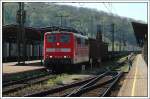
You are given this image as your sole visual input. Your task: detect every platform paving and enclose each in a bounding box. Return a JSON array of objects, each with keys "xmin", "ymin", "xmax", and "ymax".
[
  {"xmin": 2, "ymin": 60, "xmax": 45, "ymax": 75},
  {"xmin": 118, "ymin": 54, "xmax": 148, "ymax": 97}
]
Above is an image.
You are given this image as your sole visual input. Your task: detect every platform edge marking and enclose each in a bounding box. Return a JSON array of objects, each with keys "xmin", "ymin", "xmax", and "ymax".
[{"xmin": 131, "ymin": 55, "xmax": 139, "ymax": 96}]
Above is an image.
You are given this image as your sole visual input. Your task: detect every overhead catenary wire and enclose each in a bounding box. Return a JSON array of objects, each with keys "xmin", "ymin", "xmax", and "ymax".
[
  {"xmin": 103, "ymin": 2, "xmax": 112, "ymax": 14},
  {"xmin": 102, "ymin": 3, "xmax": 119, "ymax": 52},
  {"xmin": 106, "ymin": 2, "xmax": 118, "ymax": 15}
]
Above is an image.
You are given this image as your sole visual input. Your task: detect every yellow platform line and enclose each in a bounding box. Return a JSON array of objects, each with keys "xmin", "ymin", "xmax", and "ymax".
[{"xmin": 131, "ymin": 55, "xmax": 139, "ymax": 96}]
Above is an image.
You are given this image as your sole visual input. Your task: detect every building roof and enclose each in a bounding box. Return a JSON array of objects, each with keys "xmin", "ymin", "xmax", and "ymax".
[
  {"xmin": 3, "ymin": 24, "xmax": 40, "ymax": 43},
  {"xmin": 2, "ymin": 24, "xmax": 83, "ymax": 43},
  {"xmin": 131, "ymin": 22, "xmax": 148, "ymax": 47}
]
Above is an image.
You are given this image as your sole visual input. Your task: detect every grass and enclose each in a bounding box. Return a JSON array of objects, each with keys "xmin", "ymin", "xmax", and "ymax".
[
  {"xmin": 99, "ymin": 55, "xmax": 129, "ymax": 72},
  {"xmin": 47, "ymin": 73, "xmax": 69, "ymax": 86},
  {"xmin": 117, "ymin": 55, "xmax": 128, "ymax": 63},
  {"xmin": 114, "ymin": 64, "xmax": 129, "ymax": 72}
]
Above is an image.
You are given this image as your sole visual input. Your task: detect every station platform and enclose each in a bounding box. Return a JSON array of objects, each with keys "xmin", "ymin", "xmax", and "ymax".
[
  {"xmin": 118, "ymin": 54, "xmax": 148, "ymax": 97},
  {"xmin": 2, "ymin": 60, "xmax": 45, "ymax": 75}
]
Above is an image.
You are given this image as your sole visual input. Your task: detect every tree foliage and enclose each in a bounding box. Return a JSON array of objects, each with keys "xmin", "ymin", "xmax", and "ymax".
[{"xmin": 3, "ymin": 2, "xmax": 139, "ymax": 50}]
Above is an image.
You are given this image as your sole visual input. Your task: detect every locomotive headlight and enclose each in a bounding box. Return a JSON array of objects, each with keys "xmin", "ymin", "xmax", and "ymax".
[
  {"xmin": 64, "ymin": 56, "xmax": 67, "ymax": 58},
  {"xmin": 50, "ymin": 56, "xmax": 52, "ymax": 58},
  {"xmin": 57, "ymin": 42, "xmax": 60, "ymax": 46}
]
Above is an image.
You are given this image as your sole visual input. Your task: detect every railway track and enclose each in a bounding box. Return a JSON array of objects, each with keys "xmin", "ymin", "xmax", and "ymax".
[
  {"xmin": 67, "ymin": 71, "xmax": 122, "ymax": 97},
  {"xmin": 3, "ymin": 54, "xmax": 133, "ymax": 97},
  {"xmin": 24, "ymin": 70, "xmax": 123, "ymax": 97},
  {"xmin": 3, "ymin": 73, "xmax": 55, "ymax": 95},
  {"xmin": 3, "ymin": 72, "xmax": 50, "ymax": 87}
]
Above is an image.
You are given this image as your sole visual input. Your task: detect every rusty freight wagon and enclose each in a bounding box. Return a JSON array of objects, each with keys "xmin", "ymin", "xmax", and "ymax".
[{"xmin": 89, "ymin": 38, "xmax": 108, "ymax": 66}]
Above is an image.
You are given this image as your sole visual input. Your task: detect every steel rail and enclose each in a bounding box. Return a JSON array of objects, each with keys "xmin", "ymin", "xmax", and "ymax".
[
  {"xmin": 3, "ymin": 74, "xmax": 55, "ymax": 94},
  {"xmin": 3, "ymin": 73, "xmax": 50, "ymax": 87},
  {"xmin": 66, "ymin": 70, "xmax": 110, "ymax": 96},
  {"xmin": 100, "ymin": 72, "xmax": 122, "ymax": 96},
  {"xmin": 24, "ymin": 76, "xmax": 96, "ymax": 97},
  {"xmin": 66, "ymin": 71, "xmax": 122, "ymax": 97},
  {"xmin": 25, "ymin": 70, "xmax": 110, "ymax": 97}
]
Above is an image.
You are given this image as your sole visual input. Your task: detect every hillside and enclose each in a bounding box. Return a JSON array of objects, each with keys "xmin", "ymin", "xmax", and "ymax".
[{"xmin": 3, "ymin": 2, "xmax": 138, "ymax": 51}]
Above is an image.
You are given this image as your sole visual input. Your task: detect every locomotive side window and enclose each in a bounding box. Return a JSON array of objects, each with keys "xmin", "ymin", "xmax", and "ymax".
[
  {"xmin": 47, "ymin": 35, "xmax": 56, "ymax": 42},
  {"xmin": 60, "ymin": 34, "xmax": 70, "ymax": 43}
]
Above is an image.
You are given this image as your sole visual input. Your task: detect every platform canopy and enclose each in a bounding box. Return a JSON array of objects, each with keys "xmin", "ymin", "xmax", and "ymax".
[
  {"xmin": 2, "ymin": 24, "xmax": 41, "ymax": 43},
  {"xmin": 2, "ymin": 24, "xmax": 83, "ymax": 43},
  {"xmin": 131, "ymin": 22, "xmax": 148, "ymax": 47}
]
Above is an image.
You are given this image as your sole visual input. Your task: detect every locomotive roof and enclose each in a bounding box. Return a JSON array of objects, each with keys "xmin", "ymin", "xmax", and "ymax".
[{"xmin": 45, "ymin": 31, "xmax": 88, "ymax": 39}]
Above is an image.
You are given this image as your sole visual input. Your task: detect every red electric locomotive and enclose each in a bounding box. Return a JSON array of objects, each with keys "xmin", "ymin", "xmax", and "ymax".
[{"xmin": 43, "ymin": 31, "xmax": 89, "ymax": 71}]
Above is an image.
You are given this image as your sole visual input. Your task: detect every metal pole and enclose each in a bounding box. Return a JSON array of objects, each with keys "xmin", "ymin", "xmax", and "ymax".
[
  {"xmin": 2, "ymin": 3, "xmax": 4, "ymax": 25},
  {"xmin": 102, "ymin": 18, "xmax": 104, "ymax": 42},
  {"xmin": 111, "ymin": 23, "xmax": 115, "ymax": 52},
  {"xmin": 40, "ymin": 32, "xmax": 43, "ymax": 65},
  {"xmin": 17, "ymin": 2, "xmax": 26, "ymax": 65},
  {"xmin": 2, "ymin": 3, "xmax": 5, "ymax": 61},
  {"xmin": 122, "ymin": 32, "xmax": 125, "ymax": 51},
  {"xmin": 119, "ymin": 31, "xmax": 122, "ymax": 52},
  {"xmin": 56, "ymin": 15, "xmax": 69, "ymax": 27},
  {"xmin": 60, "ymin": 16, "xmax": 62, "ymax": 26},
  {"xmin": 21, "ymin": 3, "xmax": 26, "ymax": 64},
  {"xmin": 17, "ymin": 3, "xmax": 21, "ymax": 64},
  {"xmin": 91, "ymin": 16, "xmax": 94, "ymax": 38},
  {"xmin": 96, "ymin": 24, "xmax": 102, "ymax": 42}
]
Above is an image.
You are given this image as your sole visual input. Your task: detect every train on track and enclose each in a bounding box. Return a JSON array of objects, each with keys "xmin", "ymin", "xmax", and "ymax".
[
  {"xmin": 43, "ymin": 28, "xmax": 109, "ymax": 71},
  {"xmin": 43, "ymin": 26, "xmax": 134, "ymax": 72},
  {"xmin": 3, "ymin": 25, "xmax": 132, "ymax": 72}
]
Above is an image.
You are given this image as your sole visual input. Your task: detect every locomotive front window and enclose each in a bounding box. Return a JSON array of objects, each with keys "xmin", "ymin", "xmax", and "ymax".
[
  {"xmin": 47, "ymin": 35, "xmax": 56, "ymax": 42},
  {"xmin": 60, "ymin": 34, "xmax": 70, "ymax": 43}
]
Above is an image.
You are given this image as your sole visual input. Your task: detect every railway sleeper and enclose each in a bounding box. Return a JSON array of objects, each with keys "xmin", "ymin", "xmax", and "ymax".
[{"xmin": 67, "ymin": 71, "xmax": 122, "ymax": 97}]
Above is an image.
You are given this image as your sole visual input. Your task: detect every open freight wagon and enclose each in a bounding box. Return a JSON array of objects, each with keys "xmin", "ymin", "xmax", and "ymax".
[{"xmin": 89, "ymin": 38, "xmax": 108, "ymax": 66}]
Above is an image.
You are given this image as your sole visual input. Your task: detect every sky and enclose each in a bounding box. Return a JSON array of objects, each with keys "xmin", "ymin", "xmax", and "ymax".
[{"xmin": 57, "ymin": 2, "xmax": 148, "ymax": 23}]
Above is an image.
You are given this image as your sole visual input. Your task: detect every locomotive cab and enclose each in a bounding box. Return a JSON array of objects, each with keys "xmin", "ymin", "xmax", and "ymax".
[
  {"xmin": 43, "ymin": 31, "xmax": 89, "ymax": 71},
  {"xmin": 44, "ymin": 32, "xmax": 74, "ymax": 68}
]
